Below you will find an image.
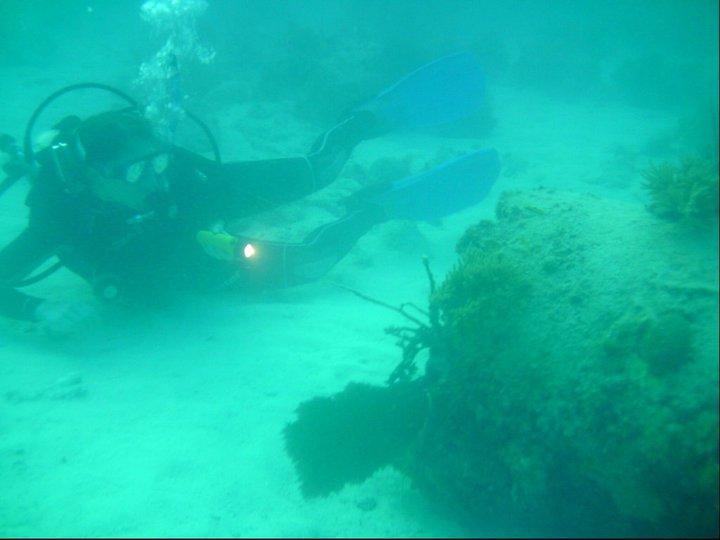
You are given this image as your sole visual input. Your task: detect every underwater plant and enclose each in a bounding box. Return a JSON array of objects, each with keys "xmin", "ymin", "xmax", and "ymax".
[
  {"xmin": 431, "ymin": 248, "xmax": 530, "ymax": 364},
  {"xmin": 642, "ymin": 156, "xmax": 719, "ymax": 228},
  {"xmin": 284, "ymin": 258, "xmax": 442, "ymax": 497},
  {"xmin": 283, "ymin": 380, "xmax": 428, "ymax": 497}
]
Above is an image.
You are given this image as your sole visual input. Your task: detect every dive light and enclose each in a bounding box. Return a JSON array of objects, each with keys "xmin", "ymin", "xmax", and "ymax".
[{"xmin": 242, "ymin": 243, "xmax": 256, "ymax": 258}]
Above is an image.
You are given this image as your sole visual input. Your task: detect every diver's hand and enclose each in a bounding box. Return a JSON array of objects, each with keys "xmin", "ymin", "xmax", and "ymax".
[{"xmin": 34, "ymin": 299, "xmax": 98, "ymax": 336}]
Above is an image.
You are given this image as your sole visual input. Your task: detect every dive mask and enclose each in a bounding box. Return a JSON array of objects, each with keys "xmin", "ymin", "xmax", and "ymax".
[{"xmin": 111, "ymin": 152, "xmax": 170, "ymax": 185}]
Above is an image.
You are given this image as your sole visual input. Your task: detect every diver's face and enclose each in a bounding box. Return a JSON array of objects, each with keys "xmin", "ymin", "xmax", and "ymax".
[{"xmin": 89, "ymin": 153, "xmax": 170, "ymax": 211}]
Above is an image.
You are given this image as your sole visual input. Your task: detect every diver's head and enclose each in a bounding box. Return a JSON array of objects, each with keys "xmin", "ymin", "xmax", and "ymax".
[{"xmin": 76, "ymin": 110, "xmax": 171, "ymax": 211}]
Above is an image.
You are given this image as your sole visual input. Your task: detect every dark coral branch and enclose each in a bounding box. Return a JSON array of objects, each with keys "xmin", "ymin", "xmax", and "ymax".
[
  {"xmin": 422, "ymin": 255, "xmax": 436, "ymax": 294},
  {"xmin": 399, "ymin": 302, "xmax": 430, "ymax": 318},
  {"xmin": 331, "ymin": 282, "xmax": 429, "ymax": 328},
  {"xmin": 333, "ymin": 257, "xmax": 447, "ymax": 386}
]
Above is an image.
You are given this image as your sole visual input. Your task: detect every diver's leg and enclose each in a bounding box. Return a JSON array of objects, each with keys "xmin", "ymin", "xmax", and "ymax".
[
  {"xmin": 215, "ymin": 111, "xmax": 378, "ymax": 220},
  {"xmin": 285, "ymin": 202, "xmax": 387, "ymax": 285},
  {"xmin": 283, "ymin": 205, "xmax": 387, "ymax": 287},
  {"xmin": 214, "ymin": 204, "xmax": 386, "ymax": 289},
  {"xmin": 214, "ymin": 157, "xmax": 316, "ymax": 218},
  {"xmin": 305, "ymin": 110, "xmax": 378, "ymax": 189}
]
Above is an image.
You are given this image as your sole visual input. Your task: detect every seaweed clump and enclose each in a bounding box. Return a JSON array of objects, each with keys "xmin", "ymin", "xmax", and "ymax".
[
  {"xmin": 283, "ymin": 380, "xmax": 427, "ymax": 497},
  {"xmin": 642, "ymin": 157, "xmax": 719, "ymax": 228},
  {"xmin": 431, "ymin": 248, "xmax": 530, "ymax": 364}
]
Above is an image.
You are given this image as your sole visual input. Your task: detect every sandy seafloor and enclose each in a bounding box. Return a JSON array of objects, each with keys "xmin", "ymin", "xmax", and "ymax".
[{"xmin": 0, "ymin": 60, "xmax": 692, "ymax": 537}]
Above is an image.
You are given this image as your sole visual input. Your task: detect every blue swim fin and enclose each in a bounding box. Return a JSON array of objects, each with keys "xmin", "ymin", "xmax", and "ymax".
[
  {"xmin": 370, "ymin": 148, "xmax": 500, "ymax": 222},
  {"xmin": 356, "ymin": 52, "xmax": 486, "ymax": 130}
]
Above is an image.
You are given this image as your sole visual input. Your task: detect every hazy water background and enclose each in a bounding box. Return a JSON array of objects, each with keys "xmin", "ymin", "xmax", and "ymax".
[
  {"xmin": 0, "ymin": 0, "xmax": 718, "ymax": 537},
  {"xmin": 2, "ymin": 1, "xmax": 717, "ymax": 125}
]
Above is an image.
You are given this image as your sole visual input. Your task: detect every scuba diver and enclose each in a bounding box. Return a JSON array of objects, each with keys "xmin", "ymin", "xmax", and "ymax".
[{"xmin": 0, "ymin": 52, "xmax": 500, "ymax": 331}]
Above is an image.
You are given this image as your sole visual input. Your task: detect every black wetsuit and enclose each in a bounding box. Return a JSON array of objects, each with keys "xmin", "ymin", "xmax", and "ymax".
[{"xmin": 0, "ymin": 117, "xmax": 384, "ymax": 321}]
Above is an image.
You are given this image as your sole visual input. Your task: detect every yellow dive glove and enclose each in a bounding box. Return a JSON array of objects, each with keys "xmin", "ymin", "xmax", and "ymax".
[{"xmin": 196, "ymin": 230, "xmax": 239, "ymax": 261}]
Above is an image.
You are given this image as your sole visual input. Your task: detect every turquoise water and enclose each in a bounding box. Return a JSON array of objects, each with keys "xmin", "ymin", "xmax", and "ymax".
[{"xmin": 1, "ymin": 1, "xmax": 718, "ymax": 537}]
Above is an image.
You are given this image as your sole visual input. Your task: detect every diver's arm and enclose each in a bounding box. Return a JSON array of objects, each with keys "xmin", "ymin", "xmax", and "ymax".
[{"xmin": 0, "ymin": 228, "xmax": 55, "ymax": 321}]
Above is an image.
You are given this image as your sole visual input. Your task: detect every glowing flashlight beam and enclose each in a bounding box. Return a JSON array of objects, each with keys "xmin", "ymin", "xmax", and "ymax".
[{"xmin": 243, "ymin": 243, "xmax": 256, "ymax": 258}]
